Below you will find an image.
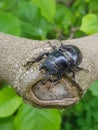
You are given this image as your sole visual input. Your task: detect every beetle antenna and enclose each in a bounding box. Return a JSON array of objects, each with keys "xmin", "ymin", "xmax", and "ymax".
[
  {"xmin": 59, "ymin": 40, "xmax": 65, "ymax": 52},
  {"xmin": 59, "ymin": 39, "xmax": 64, "ymax": 47},
  {"xmin": 47, "ymin": 41, "xmax": 57, "ymax": 50}
]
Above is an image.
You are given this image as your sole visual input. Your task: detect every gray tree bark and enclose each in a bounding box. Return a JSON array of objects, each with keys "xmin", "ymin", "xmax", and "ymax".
[{"xmin": 0, "ymin": 33, "xmax": 98, "ymax": 108}]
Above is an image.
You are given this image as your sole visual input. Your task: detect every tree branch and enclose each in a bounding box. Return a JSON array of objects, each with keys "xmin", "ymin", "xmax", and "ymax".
[{"xmin": 0, "ymin": 33, "xmax": 98, "ymax": 108}]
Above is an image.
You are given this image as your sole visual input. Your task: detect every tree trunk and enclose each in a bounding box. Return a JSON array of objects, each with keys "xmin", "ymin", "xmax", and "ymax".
[{"xmin": 0, "ymin": 33, "xmax": 98, "ymax": 108}]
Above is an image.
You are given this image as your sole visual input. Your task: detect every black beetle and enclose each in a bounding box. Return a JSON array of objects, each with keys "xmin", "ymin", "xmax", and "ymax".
[
  {"xmin": 39, "ymin": 44, "xmax": 83, "ymax": 80},
  {"xmin": 26, "ymin": 43, "xmax": 83, "ymax": 81}
]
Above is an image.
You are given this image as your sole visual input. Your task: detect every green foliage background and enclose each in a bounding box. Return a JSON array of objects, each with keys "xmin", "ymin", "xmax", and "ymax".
[{"xmin": 0, "ymin": 0, "xmax": 98, "ymax": 130}]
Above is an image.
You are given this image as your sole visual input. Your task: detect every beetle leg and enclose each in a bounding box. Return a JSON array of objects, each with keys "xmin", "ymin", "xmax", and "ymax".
[
  {"xmin": 69, "ymin": 69, "xmax": 75, "ymax": 82},
  {"xmin": 69, "ymin": 67, "xmax": 88, "ymax": 80},
  {"xmin": 60, "ymin": 40, "xmax": 64, "ymax": 47},
  {"xmin": 35, "ymin": 52, "xmax": 49, "ymax": 62},
  {"xmin": 48, "ymin": 74, "xmax": 61, "ymax": 82},
  {"xmin": 75, "ymin": 67, "xmax": 89, "ymax": 73},
  {"xmin": 48, "ymin": 41, "xmax": 57, "ymax": 50},
  {"xmin": 24, "ymin": 52, "xmax": 49, "ymax": 67}
]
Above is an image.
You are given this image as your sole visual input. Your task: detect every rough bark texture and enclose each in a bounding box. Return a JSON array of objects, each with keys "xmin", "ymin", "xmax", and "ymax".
[{"xmin": 0, "ymin": 33, "xmax": 98, "ymax": 108}]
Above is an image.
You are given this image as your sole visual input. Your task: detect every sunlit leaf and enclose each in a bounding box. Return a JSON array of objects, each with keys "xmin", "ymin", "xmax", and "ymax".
[
  {"xmin": 55, "ymin": 4, "xmax": 74, "ymax": 28},
  {"xmin": 14, "ymin": 103, "xmax": 61, "ymax": 130},
  {"xmin": 20, "ymin": 18, "xmax": 49, "ymax": 39},
  {"xmin": 32, "ymin": 0, "xmax": 56, "ymax": 22},
  {"xmin": 80, "ymin": 14, "xmax": 98, "ymax": 34},
  {"xmin": 89, "ymin": 80, "xmax": 98, "ymax": 96},
  {"xmin": 0, "ymin": 84, "xmax": 22, "ymax": 117},
  {"xmin": 0, "ymin": 11, "xmax": 21, "ymax": 35},
  {"xmin": 15, "ymin": 1, "xmax": 40, "ymax": 26}
]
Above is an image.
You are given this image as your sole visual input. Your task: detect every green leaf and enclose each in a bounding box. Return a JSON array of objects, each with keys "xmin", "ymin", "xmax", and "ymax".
[
  {"xmin": 14, "ymin": 103, "xmax": 61, "ymax": 130},
  {"xmin": 80, "ymin": 14, "xmax": 98, "ymax": 34},
  {"xmin": 0, "ymin": 116, "xmax": 14, "ymax": 130},
  {"xmin": 0, "ymin": 84, "xmax": 22, "ymax": 117},
  {"xmin": 0, "ymin": 0, "xmax": 18, "ymax": 12},
  {"xmin": 89, "ymin": 80, "xmax": 98, "ymax": 96},
  {"xmin": 14, "ymin": 1, "xmax": 50, "ymax": 39},
  {"xmin": 32, "ymin": 0, "xmax": 56, "ymax": 22},
  {"xmin": 36, "ymin": 18, "xmax": 50, "ymax": 39},
  {"xmin": 15, "ymin": 1, "xmax": 40, "ymax": 26},
  {"xmin": 89, "ymin": 0, "xmax": 98, "ymax": 13},
  {"xmin": 0, "ymin": 11, "xmax": 21, "ymax": 35},
  {"xmin": 20, "ymin": 18, "xmax": 49, "ymax": 40},
  {"xmin": 20, "ymin": 21, "xmax": 40, "ymax": 38},
  {"xmin": 55, "ymin": 4, "xmax": 74, "ymax": 33}
]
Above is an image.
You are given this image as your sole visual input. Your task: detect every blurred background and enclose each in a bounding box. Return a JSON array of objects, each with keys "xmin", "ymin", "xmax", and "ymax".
[{"xmin": 0, "ymin": 0, "xmax": 98, "ymax": 130}]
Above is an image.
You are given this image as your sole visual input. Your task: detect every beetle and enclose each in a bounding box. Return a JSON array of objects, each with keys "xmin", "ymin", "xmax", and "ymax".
[{"xmin": 26, "ymin": 43, "xmax": 83, "ymax": 81}]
